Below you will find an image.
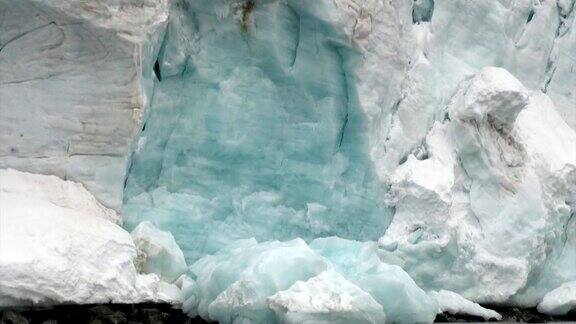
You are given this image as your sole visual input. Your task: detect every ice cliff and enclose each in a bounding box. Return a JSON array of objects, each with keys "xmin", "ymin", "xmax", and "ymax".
[
  {"xmin": 0, "ymin": 0, "xmax": 575, "ymax": 322},
  {"xmin": 0, "ymin": 0, "xmax": 168, "ymax": 209}
]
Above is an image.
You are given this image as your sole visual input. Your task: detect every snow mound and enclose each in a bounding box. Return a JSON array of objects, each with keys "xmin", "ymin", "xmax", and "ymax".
[
  {"xmin": 182, "ymin": 237, "xmax": 436, "ymax": 324},
  {"xmin": 0, "ymin": 168, "xmax": 120, "ymax": 224},
  {"xmin": 0, "ymin": 169, "xmax": 176, "ymax": 305}
]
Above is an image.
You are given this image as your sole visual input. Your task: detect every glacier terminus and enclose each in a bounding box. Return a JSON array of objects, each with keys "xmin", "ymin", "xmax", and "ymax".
[{"xmin": 0, "ymin": 0, "xmax": 575, "ymax": 323}]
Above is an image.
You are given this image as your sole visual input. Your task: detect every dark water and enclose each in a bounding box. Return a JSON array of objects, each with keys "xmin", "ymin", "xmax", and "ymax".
[
  {"xmin": 435, "ymin": 306, "xmax": 576, "ymax": 323},
  {"xmin": 1, "ymin": 304, "xmax": 575, "ymax": 323},
  {"xmin": 0, "ymin": 304, "xmax": 206, "ymax": 324}
]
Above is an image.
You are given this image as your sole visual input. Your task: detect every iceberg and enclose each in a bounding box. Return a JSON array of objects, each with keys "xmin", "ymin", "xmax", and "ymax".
[
  {"xmin": 131, "ymin": 221, "xmax": 188, "ymax": 283},
  {"xmin": 268, "ymin": 270, "xmax": 387, "ymax": 324},
  {"xmin": 181, "ymin": 237, "xmax": 436, "ymax": 323},
  {"xmin": 429, "ymin": 290, "xmax": 502, "ymax": 321}
]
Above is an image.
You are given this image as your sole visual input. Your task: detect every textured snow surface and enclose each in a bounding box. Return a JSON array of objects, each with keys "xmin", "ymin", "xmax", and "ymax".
[
  {"xmin": 0, "ymin": 169, "xmax": 179, "ymax": 306},
  {"xmin": 180, "ymin": 237, "xmax": 436, "ymax": 324},
  {"xmin": 0, "ymin": 168, "xmax": 120, "ymax": 224},
  {"xmin": 538, "ymin": 281, "xmax": 576, "ymax": 315},
  {"xmin": 131, "ymin": 221, "xmax": 188, "ymax": 283}
]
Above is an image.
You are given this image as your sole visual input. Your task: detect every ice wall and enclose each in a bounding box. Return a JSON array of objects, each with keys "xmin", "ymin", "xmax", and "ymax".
[
  {"xmin": 379, "ymin": 67, "xmax": 576, "ymax": 306},
  {"xmin": 119, "ymin": 0, "xmax": 575, "ymax": 317},
  {"xmin": 2, "ymin": 0, "xmax": 572, "ymax": 213},
  {"xmin": 0, "ymin": 0, "xmax": 168, "ymax": 209},
  {"xmin": 123, "ymin": 0, "xmax": 392, "ymax": 262},
  {"xmin": 367, "ymin": 0, "xmax": 576, "ymax": 179}
]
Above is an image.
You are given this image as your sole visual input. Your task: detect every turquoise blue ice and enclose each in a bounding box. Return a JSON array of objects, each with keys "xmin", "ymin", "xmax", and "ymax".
[
  {"xmin": 123, "ymin": 0, "xmax": 391, "ymax": 263},
  {"xmin": 122, "ymin": 0, "xmax": 436, "ymax": 322},
  {"xmin": 180, "ymin": 237, "xmax": 437, "ymax": 323}
]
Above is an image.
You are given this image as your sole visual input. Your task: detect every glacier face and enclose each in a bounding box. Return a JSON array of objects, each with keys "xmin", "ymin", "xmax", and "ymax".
[
  {"xmin": 0, "ymin": 169, "xmax": 179, "ymax": 306},
  {"xmin": 123, "ymin": 0, "xmax": 392, "ymax": 263},
  {"xmin": 379, "ymin": 67, "xmax": 576, "ymax": 305},
  {"xmin": 120, "ymin": 0, "xmax": 576, "ymax": 320},
  {"xmin": 1, "ymin": 0, "xmax": 576, "ymax": 322}
]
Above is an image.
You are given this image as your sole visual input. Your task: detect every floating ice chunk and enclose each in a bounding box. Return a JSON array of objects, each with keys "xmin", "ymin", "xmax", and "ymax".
[
  {"xmin": 155, "ymin": 281, "xmax": 185, "ymax": 303},
  {"xmin": 430, "ymin": 290, "xmax": 502, "ymax": 320},
  {"xmin": 537, "ymin": 281, "xmax": 576, "ymax": 315},
  {"xmin": 189, "ymin": 239, "xmax": 329, "ymax": 323},
  {"xmin": 452, "ymin": 67, "xmax": 529, "ymax": 125},
  {"xmin": 176, "ymin": 274, "xmax": 201, "ymax": 318},
  {"xmin": 379, "ymin": 67, "xmax": 576, "ymax": 304},
  {"xmin": 131, "ymin": 221, "xmax": 188, "ymax": 283},
  {"xmin": 184, "ymin": 237, "xmax": 437, "ymax": 323},
  {"xmin": 0, "ymin": 169, "xmax": 169, "ymax": 305},
  {"xmin": 310, "ymin": 237, "xmax": 437, "ymax": 324},
  {"xmin": 268, "ymin": 269, "xmax": 386, "ymax": 324}
]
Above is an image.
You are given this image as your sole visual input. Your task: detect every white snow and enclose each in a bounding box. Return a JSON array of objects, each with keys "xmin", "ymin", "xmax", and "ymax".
[
  {"xmin": 379, "ymin": 67, "xmax": 576, "ymax": 305},
  {"xmin": 0, "ymin": 168, "xmax": 120, "ymax": 224},
  {"xmin": 268, "ymin": 270, "xmax": 386, "ymax": 324},
  {"xmin": 538, "ymin": 281, "xmax": 576, "ymax": 315},
  {"xmin": 0, "ymin": 169, "xmax": 179, "ymax": 305},
  {"xmin": 430, "ymin": 290, "xmax": 502, "ymax": 321}
]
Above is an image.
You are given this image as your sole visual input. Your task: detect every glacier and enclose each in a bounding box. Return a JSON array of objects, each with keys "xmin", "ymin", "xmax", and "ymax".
[
  {"xmin": 379, "ymin": 67, "xmax": 576, "ymax": 306},
  {"xmin": 1, "ymin": 0, "xmax": 576, "ymax": 322},
  {"xmin": 122, "ymin": 0, "xmax": 392, "ymax": 263},
  {"xmin": 0, "ymin": 0, "xmax": 168, "ymax": 209}
]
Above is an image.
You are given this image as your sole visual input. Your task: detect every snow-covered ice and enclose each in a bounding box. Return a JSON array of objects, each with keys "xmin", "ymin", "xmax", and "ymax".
[
  {"xmin": 379, "ymin": 67, "xmax": 576, "ymax": 305},
  {"xmin": 0, "ymin": 169, "xmax": 179, "ymax": 306},
  {"xmin": 0, "ymin": 0, "xmax": 168, "ymax": 209}
]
